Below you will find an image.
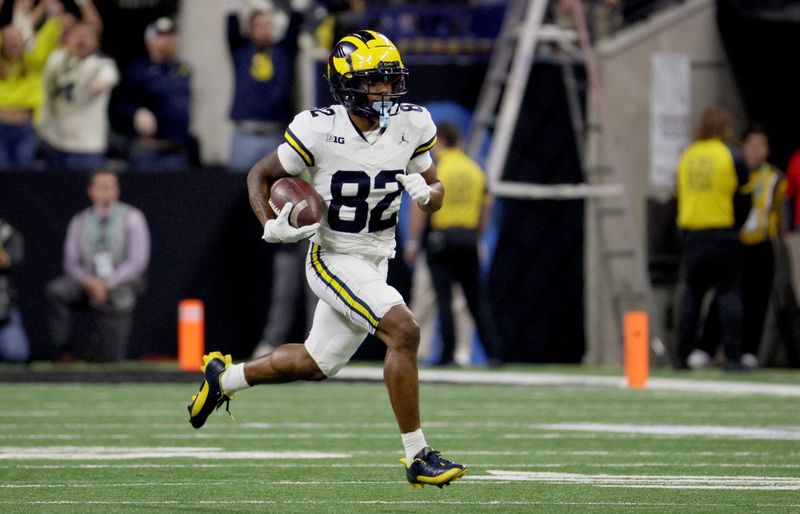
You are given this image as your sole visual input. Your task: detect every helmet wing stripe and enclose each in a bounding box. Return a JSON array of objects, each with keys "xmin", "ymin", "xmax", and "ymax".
[
  {"xmin": 354, "ymin": 30, "xmax": 376, "ymax": 42},
  {"xmin": 327, "ymin": 30, "xmax": 407, "ymax": 120}
]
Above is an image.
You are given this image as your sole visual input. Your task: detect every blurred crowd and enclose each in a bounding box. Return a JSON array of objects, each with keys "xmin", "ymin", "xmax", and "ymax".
[
  {"xmin": 0, "ymin": 0, "xmax": 671, "ymax": 175},
  {"xmin": 0, "ymin": 0, "xmax": 308, "ymax": 173}
]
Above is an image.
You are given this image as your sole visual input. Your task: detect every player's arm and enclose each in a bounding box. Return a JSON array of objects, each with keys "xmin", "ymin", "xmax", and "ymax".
[
  {"xmin": 396, "ymin": 164, "xmax": 444, "ymax": 214},
  {"xmin": 419, "ymin": 164, "xmax": 444, "ymax": 213},
  {"xmin": 247, "ymin": 150, "xmax": 291, "ymax": 226},
  {"xmin": 400, "ymin": 106, "xmax": 442, "ymax": 212},
  {"xmin": 247, "ymin": 150, "xmax": 318, "ymax": 243}
]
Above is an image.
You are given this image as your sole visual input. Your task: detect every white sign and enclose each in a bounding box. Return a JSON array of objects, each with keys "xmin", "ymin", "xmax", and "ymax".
[{"xmin": 650, "ymin": 53, "xmax": 691, "ymax": 189}]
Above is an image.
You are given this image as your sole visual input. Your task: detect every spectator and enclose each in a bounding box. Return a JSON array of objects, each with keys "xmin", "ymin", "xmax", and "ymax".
[
  {"xmin": 674, "ymin": 107, "xmax": 749, "ymax": 371},
  {"xmin": 39, "ymin": 16, "xmax": 118, "ymax": 171},
  {"xmin": 405, "ymin": 122, "xmax": 499, "ymax": 366},
  {"xmin": 0, "ymin": 0, "xmax": 62, "ymax": 170},
  {"xmin": 695, "ymin": 125, "xmax": 786, "ymax": 370},
  {"xmin": 46, "ymin": 169, "xmax": 150, "ymax": 362},
  {"xmin": 116, "ymin": 17, "xmax": 192, "ymax": 172},
  {"xmin": 0, "ymin": 218, "xmax": 30, "ymax": 363},
  {"xmin": 226, "ymin": 0, "xmax": 302, "ymax": 172},
  {"xmin": 733, "ymin": 125, "xmax": 785, "ymax": 369}
]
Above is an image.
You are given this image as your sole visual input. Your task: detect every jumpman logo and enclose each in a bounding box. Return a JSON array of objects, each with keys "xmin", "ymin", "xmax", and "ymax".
[{"xmin": 400, "ymin": 133, "xmax": 409, "ymax": 145}]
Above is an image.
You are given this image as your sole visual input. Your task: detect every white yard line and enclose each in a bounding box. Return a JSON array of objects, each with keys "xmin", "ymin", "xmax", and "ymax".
[
  {"xmin": 0, "ymin": 446, "xmax": 348, "ymax": 460},
  {"xmin": 336, "ymin": 368, "xmax": 800, "ymax": 397},
  {"xmin": 466, "ymin": 471, "xmax": 800, "ymax": 490},
  {"xmin": 531, "ymin": 423, "xmax": 800, "ymax": 440}
]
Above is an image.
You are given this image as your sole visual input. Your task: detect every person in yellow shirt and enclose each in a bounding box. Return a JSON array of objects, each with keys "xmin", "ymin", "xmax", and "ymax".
[
  {"xmin": 696, "ymin": 125, "xmax": 786, "ymax": 370},
  {"xmin": 0, "ymin": 0, "xmax": 63, "ymax": 170},
  {"xmin": 675, "ymin": 106, "xmax": 750, "ymax": 371},
  {"xmin": 405, "ymin": 121, "xmax": 499, "ymax": 366},
  {"xmin": 738, "ymin": 126, "xmax": 786, "ymax": 368}
]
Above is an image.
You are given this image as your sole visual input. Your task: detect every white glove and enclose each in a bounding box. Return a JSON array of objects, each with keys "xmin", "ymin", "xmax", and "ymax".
[
  {"xmin": 395, "ymin": 173, "xmax": 431, "ymax": 206},
  {"xmin": 262, "ymin": 202, "xmax": 319, "ymax": 243}
]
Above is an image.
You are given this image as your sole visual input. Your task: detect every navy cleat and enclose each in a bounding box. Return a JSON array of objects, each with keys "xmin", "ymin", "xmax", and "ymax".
[
  {"xmin": 187, "ymin": 352, "xmax": 235, "ymax": 429},
  {"xmin": 400, "ymin": 447, "xmax": 467, "ymax": 488}
]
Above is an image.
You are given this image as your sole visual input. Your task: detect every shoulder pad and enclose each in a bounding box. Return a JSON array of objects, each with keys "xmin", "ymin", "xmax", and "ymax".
[
  {"xmin": 297, "ymin": 106, "xmax": 337, "ymax": 133},
  {"xmin": 398, "ymin": 103, "xmax": 433, "ymax": 129}
]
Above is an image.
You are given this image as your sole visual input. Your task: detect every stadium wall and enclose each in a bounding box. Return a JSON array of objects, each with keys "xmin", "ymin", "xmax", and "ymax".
[
  {"xmin": 585, "ymin": 0, "xmax": 745, "ymax": 364},
  {"xmin": 0, "ymin": 171, "xmax": 276, "ymax": 361}
]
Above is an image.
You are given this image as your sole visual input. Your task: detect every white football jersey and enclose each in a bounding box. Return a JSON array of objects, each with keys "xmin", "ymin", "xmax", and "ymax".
[{"xmin": 277, "ymin": 103, "xmax": 436, "ymax": 258}]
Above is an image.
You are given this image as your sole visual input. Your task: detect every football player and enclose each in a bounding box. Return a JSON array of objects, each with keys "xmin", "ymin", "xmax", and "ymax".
[{"xmin": 188, "ymin": 30, "xmax": 466, "ymax": 488}]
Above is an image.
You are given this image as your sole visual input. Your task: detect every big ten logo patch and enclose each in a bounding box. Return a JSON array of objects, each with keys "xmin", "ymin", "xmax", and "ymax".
[{"xmin": 326, "ymin": 135, "xmax": 345, "ymax": 144}]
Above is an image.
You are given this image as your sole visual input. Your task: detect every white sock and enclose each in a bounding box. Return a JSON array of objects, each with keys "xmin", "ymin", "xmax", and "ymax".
[
  {"xmin": 401, "ymin": 428, "xmax": 428, "ymax": 463},
  {"xmin": 220, "ymin": 363, "xmax": 250, "ymax": 394}
]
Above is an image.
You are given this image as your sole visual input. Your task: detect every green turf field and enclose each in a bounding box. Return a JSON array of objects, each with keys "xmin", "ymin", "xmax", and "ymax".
[{"xmin": 2, "ymin": 370, "xmax": 800, "ymax": 513}]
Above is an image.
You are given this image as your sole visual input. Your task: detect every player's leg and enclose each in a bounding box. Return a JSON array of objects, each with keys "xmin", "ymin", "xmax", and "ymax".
[
  {"xmin": 244, "ymin": 344, "xmax": 326, "ymax": 384},
  {"xmin": 306, "ymin": 245, "xmax": 419, "ymax": 429},
  {"xmin": 245, "ymin": 299, "xmax": 366, "ymax": 384},
  {"xmin": 188, "ymin": 274, "xmax": 364, "ymax": 428},
  {"xmin": 375, "ymin": 304, "xmax": 421, "ymax": 433},
  {"xmin": 188, "ymin": 345, "xmax": 326, "ymax": 429},
  {"xmin": 377, "ymin": 305, "xmax": 467, "ymax": 487},
  {"xmin": 305, "ymin": 243, "xmax": 466, "ymax": 486},
  {"xmin": 188, "ymin": 340, "xmax": 328, "ymax": 429}
]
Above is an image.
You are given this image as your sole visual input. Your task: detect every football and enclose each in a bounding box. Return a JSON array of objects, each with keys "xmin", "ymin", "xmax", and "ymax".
[{"xmin": 268, "ymin": 177, "xmax": 325, "ymax": 228}]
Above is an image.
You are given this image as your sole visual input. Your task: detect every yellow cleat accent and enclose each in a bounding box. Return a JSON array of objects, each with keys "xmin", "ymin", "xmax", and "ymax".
[
  {"xmin": 201, "ymin": 351, "xmax": 233, "ymax": 373},
  {"xmin": 187, "ymin": 351, "xmax": 235, "ymax": 428},
  {"xmin": 400, "ymin": 448, "xmax": 467, "ymax": 488}
]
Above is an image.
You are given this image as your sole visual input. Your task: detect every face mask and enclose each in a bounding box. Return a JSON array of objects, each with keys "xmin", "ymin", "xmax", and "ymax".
[{"xmin": 372, "ymin": 100, "xmax": 391, "ymax": 129}]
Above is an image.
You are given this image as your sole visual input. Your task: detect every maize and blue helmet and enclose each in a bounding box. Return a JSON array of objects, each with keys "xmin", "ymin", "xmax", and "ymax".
[{"xmin": 326, "ymin": 30, "xmax": 408, "ymax": 125}]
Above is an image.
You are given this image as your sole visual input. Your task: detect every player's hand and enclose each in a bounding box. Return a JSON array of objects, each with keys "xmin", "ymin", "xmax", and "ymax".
[
  {"xmin": 262, "ymin": 202, "xmax": 319, "ymax": 243},
  {"xmin": 395, "ymin": 173, "xmax": 431, "ymax": 205}
]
